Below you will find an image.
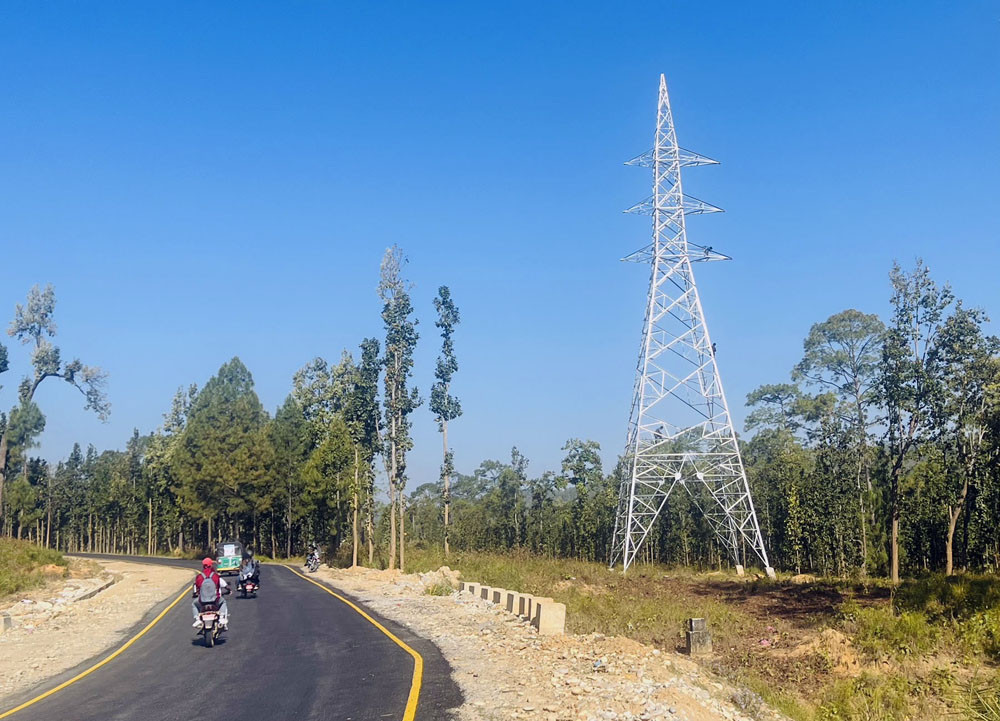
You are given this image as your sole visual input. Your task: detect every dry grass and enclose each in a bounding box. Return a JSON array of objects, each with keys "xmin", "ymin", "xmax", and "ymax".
[{"xmin": 402, "ymin": 547, "xmax": 1000, "ymax": 721}]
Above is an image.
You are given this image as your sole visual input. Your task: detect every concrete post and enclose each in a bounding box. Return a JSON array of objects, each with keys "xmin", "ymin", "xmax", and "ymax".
[
  {"xmin": 532, "ymin": 600, "xmax": 566, "ymax": 635},
  {"xmin": 527, "ymin": 596, "xmax": 553, "ymax": 623},
  {"xmin": 480, "ymin": 586, "xmax": 492, "ymax": 601},
  {"xmin": 491, "ymin": 588, "xmax": 503, "ymax": 604},
  {"xmin": 504, "ymin": 590, "xmax": 519, "ymax": 613},
  {"xmin": 517, "ymin": 594, "xmax": 531, "ymax": 618},
  {"xmin": 464, "ymin": 582, "xmax": 479, "ymax": 596},
  {"xmin": 686, "ymin": 617, "xmax": 712, "ymax": 656},
  {"xmin": 0, "ymin": 612, "xmax": 11, "ymax": 634},
  {"xmin": 735, "ymin": 564, "xmax": 745, "ymax": 576},
  {"xmin": 765, "ymin": 566, "xmax": 777, "ymax": 580}
]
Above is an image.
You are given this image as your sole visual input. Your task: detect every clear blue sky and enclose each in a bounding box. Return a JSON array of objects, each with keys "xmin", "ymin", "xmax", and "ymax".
[{"xmin": 1, "ymin": 2, "xmax": 997, "ymax": 486}]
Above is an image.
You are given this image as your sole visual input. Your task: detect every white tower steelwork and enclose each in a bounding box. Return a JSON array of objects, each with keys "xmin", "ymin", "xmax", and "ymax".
[{"xmin": 610, "ymin": 75, "xmax": 774, "ymax": 578}]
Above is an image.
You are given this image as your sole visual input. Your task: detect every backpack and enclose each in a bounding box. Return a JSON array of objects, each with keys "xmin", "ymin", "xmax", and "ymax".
[{"xmin": 198, "ymin": 571, "xmax": 219, "ymax": 604}]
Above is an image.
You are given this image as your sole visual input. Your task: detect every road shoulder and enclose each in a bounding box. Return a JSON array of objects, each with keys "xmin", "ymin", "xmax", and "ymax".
[
  {"xmin": 314, "ymin": 565, "xmax": 778, "ymax": 721},
  {"xmin": 288, "ymin": 564, "xmax": 464, "ymax": 721},
  {"xmin": 0, "ymin": 558, "xmax": 190, "ymax": 708}
]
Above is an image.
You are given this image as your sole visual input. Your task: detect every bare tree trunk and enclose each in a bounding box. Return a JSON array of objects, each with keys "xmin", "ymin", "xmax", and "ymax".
[
  {"xmin": 442, "ymin": 420, "xmax": 450, "ymax": 558},
  {"xmin": 399, "ymin": 491, "xmax": 405, "ymax": 573},
  {"xmin": 891, "ymin": 465, "xmax": 901, "ymax": 585},
  {"xmin": 286, "ymin": 482, "xmax": 293, "ymax": 558},
  {"xmin": 389, "ymin": 419, "xmax": 398, "ymax": 570},
  {"xmin": 367, "ymin": 489, "xmax": 374, "ymax": 565},
  {"xmin": 270, "ymin": 512, "xmax": 276, "ymax": 559},
  {"xmin": 148, "ymin": 499, "xmax": 153, "ymax": 555},
  {"xmin": 0, "ymin": 429, "xmax": 8, "ymax": 526},
  {"xmin": 352, "ymin": 447, "xmax": 360, "ymax": 568},
  {"xmin": 389, "ymin": 476, "xmax": 397, "ymax": 570},
  {"xmin": 45, "ymin": 486, "xmax": 52, "ymax": 548},
  {"xmin": 946, "ymin": 478, "xmax": 969, "ymax": 576}
]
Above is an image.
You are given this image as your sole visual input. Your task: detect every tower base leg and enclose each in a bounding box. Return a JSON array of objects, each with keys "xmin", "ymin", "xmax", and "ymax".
[
  {"xmin": 735, "ymin": 564, "xmax": 745, "ymax": 576},
  {"xmin": 765, "ymin": 567, "xmax": 776, "ymax": 580}
]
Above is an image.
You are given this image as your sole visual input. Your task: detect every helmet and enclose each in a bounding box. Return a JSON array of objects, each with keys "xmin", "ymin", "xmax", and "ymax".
[{"xmin": 202, "ymin": 557, "xmax": 214, "ymax": 569}]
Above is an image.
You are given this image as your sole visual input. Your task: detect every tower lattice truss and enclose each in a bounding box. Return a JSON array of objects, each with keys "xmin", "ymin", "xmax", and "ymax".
[{"xmin": 610, "ymin": 75, "xmax": 774, "ymax": 578}]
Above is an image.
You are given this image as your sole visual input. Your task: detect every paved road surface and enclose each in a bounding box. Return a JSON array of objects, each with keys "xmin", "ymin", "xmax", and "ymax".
[{"xmin": 1, "ymin": 556, "xmax": 461, "ymax": 721}]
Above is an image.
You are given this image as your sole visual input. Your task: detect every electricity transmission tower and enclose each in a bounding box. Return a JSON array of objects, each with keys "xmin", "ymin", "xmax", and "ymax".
[{"xmin": 609, "ymin": 75, "xmax": 775, "ymax": 579}]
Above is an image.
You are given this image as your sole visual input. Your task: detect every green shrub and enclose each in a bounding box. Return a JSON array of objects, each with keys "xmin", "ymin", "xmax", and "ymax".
[
  {"xmin": 0, "ymin": 538, "xmax": 67, "ymax": 598},
  {"xmin": 425, "ymin": 581, "xmax": 454, "ymax": 596},
  {"xmin": 840, "ymin": 600, "xmax": 936, "ymax": 659},
  {"xmin": 818, "ymin": 674, "xmax": 915, "ymax": 721},
  {"xmin": 960, "ymin": 607, "xmax": 1000, "ymax": 661},
  {"xmin": 897, "ymin": 574, "xmax": 1000, "ymax": 621}
]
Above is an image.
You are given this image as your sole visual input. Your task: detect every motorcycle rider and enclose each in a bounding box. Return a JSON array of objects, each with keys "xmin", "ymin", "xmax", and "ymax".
[
  {"xmin": 192, "ymin": 557, "xmax": 229, "ymax": 629},
  {"xmin": 239, "ymin": 549, "xmax": 260, "ymax": 588},
  {"xmin": 306, "ymin": 544, "xmax": 320, "ymax": 571}
]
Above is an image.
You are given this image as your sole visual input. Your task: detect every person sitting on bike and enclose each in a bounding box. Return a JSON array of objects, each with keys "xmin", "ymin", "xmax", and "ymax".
[
  {"xmin": 239, "ymin": 549, "xmax": 260, "ymax": 587},
  {"xmin": 306, "ymin": 544, "xmax": 320, "ymax": 571},
  {"xmin": 192, "ymin": 557, "xmax": 229, "ymax": 629}
]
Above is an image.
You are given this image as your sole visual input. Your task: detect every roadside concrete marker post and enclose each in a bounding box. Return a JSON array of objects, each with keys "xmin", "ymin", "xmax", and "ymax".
[
  {"xmin": 517, "ymin": 595, "xmax": 531, "ymax": 618},
  {"xmin": 1, "ymin": 612, "xmax": 11, "ymax": 634},
  {"xmin": 504, "ymin": 591, "xmax": 518, "ymax": 613},
  {"xmin": 686, "ymin": 617, "xmax": 712, "ymax": 656},
  {"xmin": 480, "ymin": 586, "xmax": 492, "ymax": 601},
  {"xmin": 491, "ymin": 589, "xmax": 503, "ymax": 605},
  {"xmin": 532, "ymin": 600, "xmax": 566, "ymax": 635},
  {"xmin": 527, "ymin": 596, "xmax": 553, "ymax": 624}
]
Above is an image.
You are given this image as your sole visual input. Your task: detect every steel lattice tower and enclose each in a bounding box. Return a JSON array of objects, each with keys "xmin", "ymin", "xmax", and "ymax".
[{"xmin": 609, "ymin": 75, "xmax": 775, "ymax": 578}]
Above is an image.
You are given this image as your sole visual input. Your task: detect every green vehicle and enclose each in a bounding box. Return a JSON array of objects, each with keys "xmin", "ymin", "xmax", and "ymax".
[{"xmin": 214, "ymin": 540, "xmax": 244, "ymax": 576}]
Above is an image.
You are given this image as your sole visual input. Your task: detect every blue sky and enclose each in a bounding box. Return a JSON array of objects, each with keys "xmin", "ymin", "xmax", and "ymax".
[{"xmin": 0, "ymin": 1, "xmax": 997, "ymax": 486}]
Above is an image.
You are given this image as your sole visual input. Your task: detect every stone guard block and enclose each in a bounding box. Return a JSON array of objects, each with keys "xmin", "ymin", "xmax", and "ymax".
[{"xmin": 532, "ymin": 600, "xmax": 566, "ymax": 635}]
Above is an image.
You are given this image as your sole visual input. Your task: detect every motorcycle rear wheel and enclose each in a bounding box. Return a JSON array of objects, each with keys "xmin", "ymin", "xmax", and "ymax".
[{"xmin": 205, "ymin": 628, "xmax": 214, "ymax": 648}]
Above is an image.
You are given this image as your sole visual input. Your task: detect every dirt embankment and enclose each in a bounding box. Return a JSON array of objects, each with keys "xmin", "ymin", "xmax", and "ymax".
[
  {"xmin": 0, "ymin": 558, "xmax": 191, "ymax": 702},
  {"xmin": 315, "ymin": 565, "xmax": 786, "ymax": 721}
]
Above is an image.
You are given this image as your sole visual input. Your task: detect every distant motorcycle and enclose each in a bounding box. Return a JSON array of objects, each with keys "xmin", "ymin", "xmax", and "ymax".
[
  {"xmin": 306, "ymin": 549, "xmax": 320, "ymax": 573},
  {"xmin": 238, "ymin": 579, "xmax": 258, "ymax": 598}
]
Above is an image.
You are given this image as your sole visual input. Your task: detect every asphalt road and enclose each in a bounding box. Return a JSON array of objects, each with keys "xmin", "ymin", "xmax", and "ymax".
[{"xmin": 1, "ymin": 556, "xmax": 462, "ymax": 721}]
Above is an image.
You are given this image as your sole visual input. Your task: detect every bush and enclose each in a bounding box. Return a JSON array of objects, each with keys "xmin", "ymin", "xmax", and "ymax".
[
  {"xmin": 960, "ymin": 607, "xmax": 1000, "ymax": 661},
  {"xmin": 0, "ymin": 538, "xmax": 67, "ymax": 598},
  {"xmin": 425, "ymin": 581, "xmax": 454, "ymax": 596},
  {"xmin": 897, "ymin": 574, "xmax": 1000, "ymax": 621},
  {"xmin": 840, "ymin": 600, "xmax": 936, "ymax": 659},
  {"xmin": 818, "ymin": 674, "xmax": 915, "ymax": 721}
]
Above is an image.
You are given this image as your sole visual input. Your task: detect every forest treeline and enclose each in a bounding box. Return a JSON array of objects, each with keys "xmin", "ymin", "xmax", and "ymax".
[{"xmin": 1, "ymin": 257, "xmax": 998, "ymax": 582}]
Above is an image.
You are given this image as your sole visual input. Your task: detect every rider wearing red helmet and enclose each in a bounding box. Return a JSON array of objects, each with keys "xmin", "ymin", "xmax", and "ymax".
[{"xmin": 192, "ymin": 557, "xmax": 230, "ymax": 629}]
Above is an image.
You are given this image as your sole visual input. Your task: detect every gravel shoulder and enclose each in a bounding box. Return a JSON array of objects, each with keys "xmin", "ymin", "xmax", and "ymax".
[
  {"xmin": 314, "ymin": 565, "xmax": 786, "ymax": 721},
  {"xmin": 0, "ymin": 558, "xmax": 191, "ymax": 703}
]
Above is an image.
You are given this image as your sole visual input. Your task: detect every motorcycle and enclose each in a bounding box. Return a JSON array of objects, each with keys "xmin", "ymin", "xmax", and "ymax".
[
  {"xmin": 196, "ymin": 588, "xmax": 231, "ymax": 648},
  {"xmin": 238, "ymin": 578, "xmax": 258, "ymax": 598},
  {"xmin": 197, "ymin": 602, "xmax": 223, "ymax": 647},
  {"xmin": 306, "ymin": 549, "xmax": 320, "ymax": 573}
]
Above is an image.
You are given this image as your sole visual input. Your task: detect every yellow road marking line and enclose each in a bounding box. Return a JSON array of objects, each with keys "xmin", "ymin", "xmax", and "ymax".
[
  {"xmin": 0, "ymin": 586, "xmax": 190, "ymax": 720},
  {"xmin": 285, "ymin": 565, "xmax": 423, "ymax": 721}
]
